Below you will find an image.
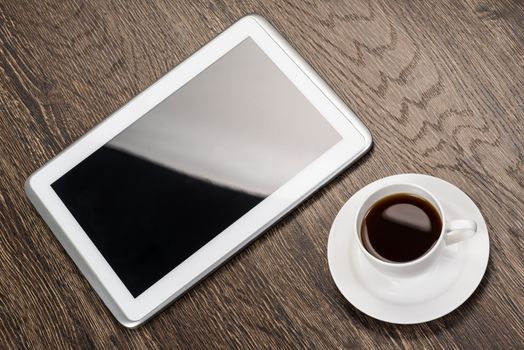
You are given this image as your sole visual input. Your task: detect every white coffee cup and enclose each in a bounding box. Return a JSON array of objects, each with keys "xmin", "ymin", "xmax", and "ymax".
[{"xmin": 355, "ymin": 183, "xmax": 477, "ymax": 276}]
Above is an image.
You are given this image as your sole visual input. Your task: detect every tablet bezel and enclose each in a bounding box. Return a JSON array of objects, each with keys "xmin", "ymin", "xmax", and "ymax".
[{"xmin": 25, "ymin": 15, "xmax": 371, "ymax": 327}]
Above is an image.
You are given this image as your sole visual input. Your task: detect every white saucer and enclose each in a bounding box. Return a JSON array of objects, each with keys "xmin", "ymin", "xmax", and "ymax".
[{"xmin": 327, "ymin": 174, "xmax": 489, "ymax": 324}]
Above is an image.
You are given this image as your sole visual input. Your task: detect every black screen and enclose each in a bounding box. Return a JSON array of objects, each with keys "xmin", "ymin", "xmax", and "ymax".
[{"xmin": 52, "ymin": 38, "xmax": 341, "ymax": 297}]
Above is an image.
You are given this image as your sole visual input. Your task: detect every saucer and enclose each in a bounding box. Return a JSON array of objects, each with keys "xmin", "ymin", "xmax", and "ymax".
[{"xmin": 327, "ymin": 174, "xmax": 489, "ymax": 324}]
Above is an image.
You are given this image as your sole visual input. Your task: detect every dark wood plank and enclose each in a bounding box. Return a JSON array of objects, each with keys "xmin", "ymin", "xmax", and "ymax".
[{"xmin": 1, "ymin": 0, "xmax": 523, "ymax": 348}]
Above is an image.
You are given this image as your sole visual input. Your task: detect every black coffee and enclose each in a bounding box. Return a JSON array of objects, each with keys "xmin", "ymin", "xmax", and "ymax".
[{"xmin": 361, "ymin": 193, "xmax": 442, "ymax": 263}]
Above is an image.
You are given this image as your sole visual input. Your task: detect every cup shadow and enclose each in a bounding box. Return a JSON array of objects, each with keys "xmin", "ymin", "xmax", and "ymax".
[{"xmin": 345, "ymin": 254, "xmax": 492, "ymax": 339}]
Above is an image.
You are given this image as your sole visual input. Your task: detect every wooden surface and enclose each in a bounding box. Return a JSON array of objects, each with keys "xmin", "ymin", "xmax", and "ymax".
[{"xmin": 1, "ymin": 0, "xmax": 523, "ymax": 348}]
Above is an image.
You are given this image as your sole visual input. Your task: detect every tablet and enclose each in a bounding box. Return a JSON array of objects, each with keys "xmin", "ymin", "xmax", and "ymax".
[{"xmin": 25, "ymin": 15, "xmax": 371, "ymax": 327}]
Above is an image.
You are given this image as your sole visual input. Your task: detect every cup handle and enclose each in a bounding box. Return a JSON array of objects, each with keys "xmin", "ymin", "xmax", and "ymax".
[{"xmin": 445, "ymin": 220, "xmax": 477, "ymax": 245}]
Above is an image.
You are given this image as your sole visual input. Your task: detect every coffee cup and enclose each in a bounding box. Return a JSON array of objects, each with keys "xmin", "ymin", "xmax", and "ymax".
[{"xmin": 355, "ymin": 183, "xmax": 477, "ymax": 276}]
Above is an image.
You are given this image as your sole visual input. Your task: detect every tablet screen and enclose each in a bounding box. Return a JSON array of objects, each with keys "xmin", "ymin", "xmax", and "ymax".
[{"xmin": 52, "ymin": 38, "xmax": 341, "ymax": 297}]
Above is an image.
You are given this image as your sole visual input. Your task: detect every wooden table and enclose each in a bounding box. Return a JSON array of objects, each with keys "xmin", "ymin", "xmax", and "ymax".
[{"xmin": 1, "ymin": 0, "xmax": 523, "ymax": 348}]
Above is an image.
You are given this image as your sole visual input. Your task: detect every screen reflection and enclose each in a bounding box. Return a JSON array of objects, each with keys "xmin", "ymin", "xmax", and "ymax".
[{"xmin": 52, "ymin": 38, "xmax": 341, "ymax": 297}]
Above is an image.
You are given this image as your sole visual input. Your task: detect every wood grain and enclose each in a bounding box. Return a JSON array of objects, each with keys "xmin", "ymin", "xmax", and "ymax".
[{"xmin": 1, "ymin": 0, "xmax": 523, "ymax": 348}]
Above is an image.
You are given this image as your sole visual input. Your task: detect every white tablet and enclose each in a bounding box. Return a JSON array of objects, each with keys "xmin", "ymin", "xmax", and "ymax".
[{"xmin": 25, "ymin": 15, "xmax": 371, "ymax": 327}]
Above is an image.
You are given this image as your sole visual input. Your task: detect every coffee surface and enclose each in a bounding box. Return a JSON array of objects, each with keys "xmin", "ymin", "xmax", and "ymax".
[{"xmin": 361, "ymin": 193, "xmax": 442, "ymax": 263}]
